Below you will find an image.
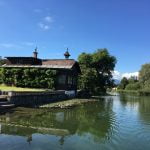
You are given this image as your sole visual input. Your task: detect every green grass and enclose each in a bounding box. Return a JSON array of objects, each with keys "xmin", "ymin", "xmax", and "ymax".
[{"xmin": 0, "ymin": 84, "xmax": 46, "ymax": 92}]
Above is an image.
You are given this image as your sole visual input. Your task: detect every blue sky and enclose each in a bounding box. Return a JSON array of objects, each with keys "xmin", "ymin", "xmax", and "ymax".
[{"xmin": 0, "ymin": 0, "xmax": 150, "ymax": 77}]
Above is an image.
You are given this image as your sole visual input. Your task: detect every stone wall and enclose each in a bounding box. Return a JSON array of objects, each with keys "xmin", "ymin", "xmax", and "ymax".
[{"xmin": 7, "ymin": 91, "xmax": 69, "ymax": 107}]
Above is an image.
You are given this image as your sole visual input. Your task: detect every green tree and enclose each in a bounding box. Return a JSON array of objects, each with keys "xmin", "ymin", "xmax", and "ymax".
[
  {"xmin": 139, "ymin": 63, "xmax": 150, "ymax": 90},
  {"xmin": 128, "ymin": 76, "xmax": 138, "ymax": 84},
  {"xmin": 92, "ymin": 49, "xmax": 116, "ymax": 92},
  {"xmin": 118, "ymin": 77, "xmax": 128, "ymax": 90},
  {"xmin": 125, "ymin": 82, "xmax": 141, "ymax": 90},
  {"xmin": 78, "ymin": 66, "xmax": 97, "ymax": 93},
  {"xmin": 78, "ymin": 48, "xmax": 117, "ymax": 94},
  {"xmin": 0, "ymin": 57, "xmax": 5, "ymax": 66},
  {"xmin": 78, "ymin": 53, "xmax": 93, "ymax": 67}
]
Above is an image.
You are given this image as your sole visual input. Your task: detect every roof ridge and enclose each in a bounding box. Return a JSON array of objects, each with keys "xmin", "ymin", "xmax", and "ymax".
[{"xmin": 42, "ymin": 59, "xmax": 75, "ymax": 61}]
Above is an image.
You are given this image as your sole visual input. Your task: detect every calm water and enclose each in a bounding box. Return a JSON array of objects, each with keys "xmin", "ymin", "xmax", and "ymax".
[{"xmin": 0, "ymin": 94, "xmax": 150, "ymax": 150}]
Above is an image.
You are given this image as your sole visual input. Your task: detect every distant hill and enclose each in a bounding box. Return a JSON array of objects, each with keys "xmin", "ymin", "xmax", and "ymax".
[{"xmin": 114, "ymin": 79, "xmax": 120, "ymax": 85}]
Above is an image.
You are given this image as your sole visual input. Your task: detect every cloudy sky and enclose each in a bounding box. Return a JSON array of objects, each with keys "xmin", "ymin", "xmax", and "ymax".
[
  {"xmin": 112, "ymin": 71, "xmax": 139, "ymax": 80},
  {"xmin": 0, "ymin": 0, "xmax": 149, "ymax": 79}
]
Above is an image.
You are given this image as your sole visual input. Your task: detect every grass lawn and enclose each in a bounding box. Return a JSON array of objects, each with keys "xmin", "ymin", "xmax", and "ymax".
[{"xmin": 0, "ymin": 85, "xmax": 47, "ymax": 92}]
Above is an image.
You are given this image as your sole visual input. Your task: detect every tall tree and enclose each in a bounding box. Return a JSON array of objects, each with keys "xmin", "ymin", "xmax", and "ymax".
[
  {"xmin": 92, "ymin": 49, "xmax": 116, "ymax": 91},
  {"xmin": 139, "ymin": 63, "xmax": 150, "ymax": 90},
  {"xmin": 118, "ymin": 77, "xmax": 129, "ymax": 90},
  {"xmin": 78, "ymin": 49, "xmax": 117, "ymax": 94}
]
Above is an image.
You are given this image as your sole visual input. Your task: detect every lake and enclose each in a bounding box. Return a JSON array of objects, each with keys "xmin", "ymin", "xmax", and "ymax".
[{"xmin": 0, "ymin": 94, "xmax": 150, "ymax": 150}]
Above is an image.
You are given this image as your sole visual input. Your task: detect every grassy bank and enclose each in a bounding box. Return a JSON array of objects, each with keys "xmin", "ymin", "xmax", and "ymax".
[
  {"xmin": 118, "ymin": 89, "xmax": 150, "ymax": 96},
  {"xmin": 0, "ymin": 85, "xmax": 46, "ymax": 92}
]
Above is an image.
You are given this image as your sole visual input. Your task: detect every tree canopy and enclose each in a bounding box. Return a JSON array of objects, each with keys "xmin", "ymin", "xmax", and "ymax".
[
  {"xmin": 78, "ymin": 48, "xmax": 117, "ymax": 94},
  {"xmin": 118, "ymin": 63, "xmax": 150, "ymax": 92},
  {"xmin": 139, "ymin": 63, "xmax": 150, "ymax": 90},
  {"xmin": 0, "ymin": 57, "xmax": 5, "ymax": 66},
  {"xmin": 118, "ymin": 77, "xmax": 129, "ymax": 90}
]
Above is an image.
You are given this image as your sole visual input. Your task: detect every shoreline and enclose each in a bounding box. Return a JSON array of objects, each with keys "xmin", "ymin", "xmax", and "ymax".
[
  {"xmin": 40, "ymin": 98, "xmax": 99, "ymax": 109},
  {"xmin": 117, "ymin": 89, "xmax": 150, "ymax": 96}
]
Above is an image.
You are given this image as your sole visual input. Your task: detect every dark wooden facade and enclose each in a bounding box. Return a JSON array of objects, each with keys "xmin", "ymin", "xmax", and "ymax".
[
  {"xmin": 55, "ymin": 67, "xmax": 79, "ymax": 91},
  {"xmin": 42, "ymin": 59, "xmax": 81, "ymax": 91}
]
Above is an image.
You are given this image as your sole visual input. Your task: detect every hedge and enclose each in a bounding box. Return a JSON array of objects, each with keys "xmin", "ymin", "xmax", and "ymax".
[{"xmin": 0, "ymin": 68, "xmax": 56, "ymax": 89}]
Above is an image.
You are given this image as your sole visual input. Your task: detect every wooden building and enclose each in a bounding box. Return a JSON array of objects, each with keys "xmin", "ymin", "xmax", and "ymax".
[
  {"xmin": 42, "ymin": 59, "xmax": 81, "ymax": 91},
  {"xmin": 3, "ymin": 49, "xmax": 81, "ymax": 92}
]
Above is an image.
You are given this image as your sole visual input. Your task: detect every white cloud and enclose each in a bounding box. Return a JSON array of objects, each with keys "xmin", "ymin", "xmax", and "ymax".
[
  {"xmin": 37, "ymin": 15, "xmax": 54, "ymax": 31},
  {"xmin": 44, "ymin": 16, "xmax": 53, "ymax": 23},
  {"xmin": 112, "ymin": 70, "xmax": 139, "ymax": 80},
  {"xmin": 38, "ymin": 22, "xmax": 50, "ymax": 30},
  {"xmin": 0, "ymin": 42, "xmax": 35, "ymax": 49},
  {"xmin": 0, "ymin": 43, "xmax": 14, "ymax": 48},
  {"xmin": 0, "ymin": 43, "xmax": 22, "ymax": 49},
  {"xmin": 112, "ymin": 71, "xmax": 121, "ymax": 80},
  {"xmin": 122, "ymin": 72, "xmax": 139, "ymax": 79}
]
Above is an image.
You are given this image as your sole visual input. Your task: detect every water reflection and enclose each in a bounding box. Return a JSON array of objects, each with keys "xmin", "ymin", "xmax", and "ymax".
[
  {"xmin": 120, "ymin": 94, "xmax": 150, "ymax": 125},
  {"xmin": 1, "ymin": 95, "xmax": 150, "ymax": 150},
  {"xmin": 0, "ymin": 99, "xmax": 116, "ymax": 146}
]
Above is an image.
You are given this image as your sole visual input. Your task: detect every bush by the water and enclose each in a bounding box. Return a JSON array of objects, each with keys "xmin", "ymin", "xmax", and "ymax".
[
  {"xmin": 0, "ymin": 68, "xmax": 56, "ymax": 89},
  {"xmin": 125, "ymin": 82, "xmax": 141, "ymax": 90},
  {"xmin": 118, "ymin": 63, "xmax": 150, "ymax": 95}
]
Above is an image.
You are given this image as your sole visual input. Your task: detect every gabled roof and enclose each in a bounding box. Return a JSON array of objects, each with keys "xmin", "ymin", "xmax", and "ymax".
[
  {"xmin": 42, "ymin": 59, "xmax": 81, "ymax": 73},
  {"xmin": 2, "ymin": 59, "xmax": 81, "ymax": 73},
  {"xmin": 42, "ymin": 59, "xmax": 75, "ymax": 68},
  {"xmin": 5, "ymin": 57, "xmax": 34, "ymax": 58},
  {"xmin": 5, "ymin": 57, "xmax": 41, "ymax": 60}
]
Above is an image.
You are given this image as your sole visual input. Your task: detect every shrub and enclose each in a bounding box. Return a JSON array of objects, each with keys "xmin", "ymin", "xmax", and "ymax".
[{"xmin": 125, "ymin": 82, "xmax": 141, "ymax": 90}]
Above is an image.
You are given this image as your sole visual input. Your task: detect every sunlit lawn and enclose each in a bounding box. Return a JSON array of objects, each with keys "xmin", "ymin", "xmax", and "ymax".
[{"xmin": 0, "ymin": 84, "xmax": 46, "ymax": 92}]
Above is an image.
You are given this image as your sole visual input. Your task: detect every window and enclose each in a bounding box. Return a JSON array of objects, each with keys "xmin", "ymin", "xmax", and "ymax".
[
  {"xmin": 58, "ymin": 75, "xmax": 66, "ymax": 84},
  {"xmin": 68, "ymin": 76, "xmax": 72, "ymax": 85}
]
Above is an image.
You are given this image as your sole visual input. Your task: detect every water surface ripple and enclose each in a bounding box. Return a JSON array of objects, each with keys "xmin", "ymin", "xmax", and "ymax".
[{"xmin": 0, "ymin": 94, "xmax": 150, "ymax": 150}]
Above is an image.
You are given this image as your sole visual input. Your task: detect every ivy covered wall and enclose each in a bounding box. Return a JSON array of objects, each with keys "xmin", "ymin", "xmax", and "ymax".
[{"xmin": 0, "ymin": 68, "xmax": 57, "ymax": 89}]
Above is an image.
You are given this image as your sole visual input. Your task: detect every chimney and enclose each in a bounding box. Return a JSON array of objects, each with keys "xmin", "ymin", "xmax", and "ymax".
[{"xmin": 33, "ymin": 47, "xmax": 38, "ymax": 59}]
